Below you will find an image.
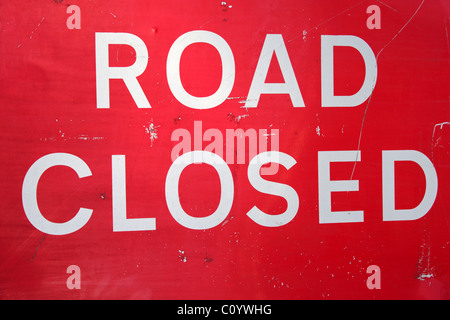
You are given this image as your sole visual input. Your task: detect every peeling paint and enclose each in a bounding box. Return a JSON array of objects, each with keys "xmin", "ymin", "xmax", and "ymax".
[
  {"xmin": 227, "ymin": 112, "xmax": 249, "ymax": 125},
  {"xmin": 316, "ymin": 125, "xmax": 322, "ymax": 137},
  {"xmin": 144, "ymin": 120, "xmax": 160, "ymax": 147},
  {"xmin": 431, "ymin": 121, "xmax": 449, "ymax": 160},
  {"xmin": 178, "ymin": 250, "xmax": 187, "ymax": 263},
  {"xmin": 416, "ymin": 231, "xmax": 436, "ymax": 281}
]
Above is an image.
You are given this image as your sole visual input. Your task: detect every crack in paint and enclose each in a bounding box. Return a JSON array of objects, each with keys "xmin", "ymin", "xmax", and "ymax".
[{"xmin": 350, "ymin": 0, "xmax": 426, "ymax": 180}]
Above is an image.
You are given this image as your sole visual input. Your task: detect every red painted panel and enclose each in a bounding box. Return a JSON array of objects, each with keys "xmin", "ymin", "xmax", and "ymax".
[{"xmin": 0, "ymin": 0, "xmax": 449, "ymax": 299}]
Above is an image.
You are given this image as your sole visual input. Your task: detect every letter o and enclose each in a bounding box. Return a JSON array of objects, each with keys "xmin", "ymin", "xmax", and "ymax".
[
  {"xmin": 167, "ymin": 30, "xmax": 235, "ymax": 109},
  {"xmin": 165, "ymin": 151, "xmax": 234, "ymax": 229}
]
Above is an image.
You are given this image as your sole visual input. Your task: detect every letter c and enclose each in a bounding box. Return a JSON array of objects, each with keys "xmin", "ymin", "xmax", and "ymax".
[{"xmin": 22, "ymin": 153, "xmax": 93, "ymax": 235}]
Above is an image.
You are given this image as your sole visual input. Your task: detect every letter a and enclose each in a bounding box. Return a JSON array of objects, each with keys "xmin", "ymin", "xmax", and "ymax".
[
  {"xmin": 366, "ymin": 265, "xmax": 381, "ymax": 289},
  {"xmin": 245, "ymin": 34, "xmax": 305, "ymax": 108},
  {"xmin": 66, "ymin": 265, "xmax": 81, "ymax": 289},
  {"xmin": 66, "ymin": 5, "xmax": 81, "ymax": 30},
  {"xmin": 366, "ymin": 5, "xmax": 381, "ymax": 30}
]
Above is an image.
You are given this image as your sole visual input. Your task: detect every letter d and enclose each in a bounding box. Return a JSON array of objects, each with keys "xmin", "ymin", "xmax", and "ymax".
[
  {"xmin": 321, "ymin": 35, "xmax": 377, "ymax": 107},
  {"xmin": 382, "ymin": 150, "xmax": 438, "ymax": 221}
]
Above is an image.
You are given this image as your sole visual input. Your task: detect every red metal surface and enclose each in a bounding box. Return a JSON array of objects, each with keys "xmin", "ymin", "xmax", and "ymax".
[{"xmin": 0, "ymin": 0, "xmax": 449, "ymax": 299}]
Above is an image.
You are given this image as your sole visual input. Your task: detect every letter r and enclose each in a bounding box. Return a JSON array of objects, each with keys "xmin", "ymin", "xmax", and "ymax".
[{"xmin": 95, "ymin": 32, "xmax": 150, "ymax": 108}]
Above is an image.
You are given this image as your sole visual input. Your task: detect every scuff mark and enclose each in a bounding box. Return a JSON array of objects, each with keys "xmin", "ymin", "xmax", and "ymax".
[
  {"xmin": 416, "ymin": 246, "xmax": 435, "ymax": 280},
  {"xmin": 431, "ymin": 122, "xmax": 449, "ymax": 160},
  {"xmin": 237, "ymin": 98, "xmax": 257, "ymax": 111},
  {"xmin": 302, "ymin": 30, "xmax": 307, "ymax": 41},
  {"xmin": 53, "ymin": 0, "xmax": 70, "ymax": 7},
  {"xmin": 173, "ymin": 116, "xmax": 182, "ymax": 125},
  {"xmin": 350, "ymin": 0, "xmax": 426, "ymax": 180},
  {"xmin": 445, "ymin": 17, "xmax": 450, "ymax": 54},
  {"xmin": 316, "ymin": 125, "xmax": 323, "ymax": 137},
  {"xmin": 235, "ymin": 114, "xmax": 249, "ymax": 123},
  {"xmin": 266, "ymin": 274, "xmax": 290, "ymax": 290},
  {"xmin": 416, "ymin": 230, "xmax": 436, "ymax": 281},
  {"xmin": 417, "ymin": 272, "xmax": 435, "ymax": 280},
  {"xmin": 40, "ymin": 134, "xmax": 105, "ymax": 142},
  {"xmin": 262, "ymin": 132, "xmax": 276, "ymax": 140},
  {"xmin": 204, "ymin": 254, "xmax": 213, "ymax": 263},
  {"xmin": 239, "ymin": 99, "xmax": 256, "ymax": 105},
  {"xmin": 227, "ymin": 112, "xmax": 249, "ymax": 125},
  {"xmin": 31, "ymin": 235, "xmax": 45, "ymax": 262},
  {"xmin": 226, "ymin": 96, "xmax": 247, "ymax": 101},
  {"xmin": 220, "ymin": 1, "xmax": 233, "ymax": 11},
  {"xmin": 178, "ymin": 250, "xmax": 187, "ymax": 263},
  {"xmin": 315, "ymin": 113, "xmax": 324, "ymax": 137}
]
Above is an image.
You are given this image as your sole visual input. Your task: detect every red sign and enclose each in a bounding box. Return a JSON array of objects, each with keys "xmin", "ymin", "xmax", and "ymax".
[{"xmin": 1, "ymin": 0, "xmax": 449, "ymax": 299}]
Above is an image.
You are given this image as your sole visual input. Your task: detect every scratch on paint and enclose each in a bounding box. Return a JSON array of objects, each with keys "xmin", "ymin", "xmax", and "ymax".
[
  {"xmin": 416, "ymin": 231, "xmax": 436, "ymax": 281},
  {"xmin": 220, "ymin": 215, "xmax": 234, "ymax": 229},
  {"xmin": 377, "ymin": 0, "xmax": 426, "ymax": 58},
  {"xmin": 18, "ymin": 17, "xmax": 45, "ymax": 48},
  {"xmin": 226, "ymin": 96, "xmax": 247, "ymax": 101},
  {"xmin": 227, "ymin": 112, "xmax": 249, "ymax": 126},
  {"xmin": 292, "ymin": 0, "xmax": 367, "ymax": 43},
  {"xmin": 376, "ymin": 0, "xmax": 399, "ymax": 12},
  {"xmin": 31, "ymin": 235, "xmax": 45, "ymax": 262},
  {"xmin": 350, "ymin": 0, "xmax": 426, "ymax": 180},
  {"xmin": 116, "ymin": 45, "xmax": 122, "ymax": 63},
  {"xmin": 40, "ymin": 134, "xmax": 105, "ymax": 142},
  {"xmin": 199, "ymin": 16, "xmax": 217, "ymax": 29},
  {"xmin": 445, "ymin": 17, "xmax": 450, "ymax": 54}
]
